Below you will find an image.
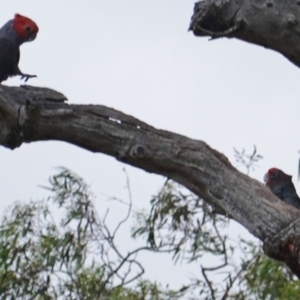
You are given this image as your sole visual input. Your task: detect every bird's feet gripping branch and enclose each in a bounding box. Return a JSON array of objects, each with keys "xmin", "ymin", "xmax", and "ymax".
[
  {"xmin": 0, "ymin": 14, "xmax": 38, "ymax": 84},
  {"xmin": 19, "ymin": 72, "xmax": 37, "ymax": 82}
]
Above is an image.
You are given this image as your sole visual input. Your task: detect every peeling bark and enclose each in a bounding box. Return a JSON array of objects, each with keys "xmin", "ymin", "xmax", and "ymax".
[
  {"xmin": 0, "ymin": 85, "xmax": 300, "ymax": 276},
  {"xmin": 263, "ymin": 218, "xmax": 300, "ymax": 278},
  {"xmin": 189, "ymin": 0, "xmax": 300, "ymax": 68}
]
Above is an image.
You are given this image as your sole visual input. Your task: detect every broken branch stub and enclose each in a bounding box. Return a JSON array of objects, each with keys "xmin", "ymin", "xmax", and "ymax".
[{"xmin": 190, "ymin": 0, "xmax": 300, "ymax": 68}]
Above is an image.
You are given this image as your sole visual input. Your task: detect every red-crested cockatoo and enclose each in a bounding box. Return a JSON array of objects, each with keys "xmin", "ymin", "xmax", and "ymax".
[
  {"xmin": 0, "ymin": 14, "xmax": 38, "ymax": 83},
  {"xmin": 264, "ymin": 168, "xmax": 300, "ymax": 209}
]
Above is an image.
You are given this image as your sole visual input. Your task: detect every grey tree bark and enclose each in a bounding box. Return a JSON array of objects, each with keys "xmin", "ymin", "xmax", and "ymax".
[
  {"xmin": 0, "ymin": 84, "xmax": 300, "ymax": 277},
  {"xmin": 189, "ymin": 0, "xmax": 300, "ymax": 277},
  {"xmin": 189, "ymin": 0, "xmax": 300, "ymax": 68}
]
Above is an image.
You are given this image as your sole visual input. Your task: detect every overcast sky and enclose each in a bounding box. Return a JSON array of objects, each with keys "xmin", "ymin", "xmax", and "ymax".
[{"xmin": 1, "ymin": 0, "xmax": 300, "ymax": 290}]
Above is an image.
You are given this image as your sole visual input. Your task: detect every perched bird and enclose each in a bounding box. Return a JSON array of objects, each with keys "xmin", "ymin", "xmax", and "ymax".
[
  {"xmin": 0, "ymin": 14, "xmax": 38, "ymax": 83},
  {"xmin": 264, "ymin": 168, "xmax": 300, "ymax": 209}
]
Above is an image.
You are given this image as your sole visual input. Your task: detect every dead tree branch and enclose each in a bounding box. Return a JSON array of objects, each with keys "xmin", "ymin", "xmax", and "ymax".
[
  {"xmin": 189, "ymin": 0, "xmax": 300, "ymax": 68},
  {"xmin": 1, "ymin": 85, "xmax": 300, "ymax": 276}
]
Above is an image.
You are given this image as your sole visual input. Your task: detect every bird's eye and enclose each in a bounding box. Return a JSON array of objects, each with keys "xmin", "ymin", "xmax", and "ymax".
[
  {"xmin": 25, "ymin": 26, "xmax": 31, "ymax": 32},
  {"xmin": 271, "ymin": 172, "xmax": 277, "ymax": 178}
]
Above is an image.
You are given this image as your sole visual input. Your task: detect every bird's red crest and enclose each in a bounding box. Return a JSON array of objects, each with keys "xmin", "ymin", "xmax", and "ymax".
[
  {"xmin": 268, "ymin": 168, "xmax": 280, "ymax": 176},
  {"xmin": 267, "ymin": 168, "xmax": 292, "ymax": 180},
  {"xmin": 13, "ymin": 14, "xmax": 39, "ymax": 40}
]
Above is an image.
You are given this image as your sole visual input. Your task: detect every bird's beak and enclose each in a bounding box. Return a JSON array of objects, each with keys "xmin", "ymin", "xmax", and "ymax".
[
  {"xmin": 263, "ymin": 173, "xmax": 269, "ymax": 183},
  {"xmin": 27, "ymin": 32, "xmax": 37, "ymax": 42}
]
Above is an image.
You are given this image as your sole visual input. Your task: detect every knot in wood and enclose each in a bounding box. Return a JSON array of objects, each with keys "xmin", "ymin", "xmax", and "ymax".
[
  {"xmin": 0, "ymin": 126, "xmax": 23, "ymax": 149},
  {"xmin": 133, "ymin": 145, "xmax": 146, "ymax": 158},
  {"xmin": 266, "ymin": 0, "xmax": 273, "ymax": 8},
  {"xmin": 286, "ymin": 14, "xmax": 298, "ymax": 27}
]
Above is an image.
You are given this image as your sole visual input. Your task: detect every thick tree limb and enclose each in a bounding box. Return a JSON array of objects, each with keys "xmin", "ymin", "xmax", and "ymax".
[
  {"xmin": 189, "ymin": 0, "xmax": 300, "ymax": 68},
  {"xmin": 1, "ymin": 85, "xmax": 300, "ymax": 276}
]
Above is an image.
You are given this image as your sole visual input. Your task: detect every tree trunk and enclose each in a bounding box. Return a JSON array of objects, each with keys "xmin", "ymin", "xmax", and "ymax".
[{"xmin": 0, "ymin": 84, "xmax": 300, "ymax": 277}]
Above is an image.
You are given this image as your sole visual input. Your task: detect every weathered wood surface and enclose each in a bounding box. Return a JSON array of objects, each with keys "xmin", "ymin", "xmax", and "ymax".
[
  {"xmin": 189, "ymin": 0, "xmax": 300, "ymax": 68},
  {"xmin": 0, "ymin": 85, "xmax": 300, "ymax": 276}
]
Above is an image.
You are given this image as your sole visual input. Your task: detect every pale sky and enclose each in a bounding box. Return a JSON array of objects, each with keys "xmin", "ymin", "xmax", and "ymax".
[{"xmin": 1, "ymin": 0, "xmax": 300, "ymax": 291}]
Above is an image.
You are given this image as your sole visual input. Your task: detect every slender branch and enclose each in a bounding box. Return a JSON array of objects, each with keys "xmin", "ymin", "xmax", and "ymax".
[
  {"xmin": 220, "ymin": 252, "xmax": 260, "ymax": 300},
  {"xmin": 112, "ymin": 168, "xmax": 132, "ymax": 238},
  {"xmin": 201, "ymin": 266, "xmax": 216, "ymax": 300}
]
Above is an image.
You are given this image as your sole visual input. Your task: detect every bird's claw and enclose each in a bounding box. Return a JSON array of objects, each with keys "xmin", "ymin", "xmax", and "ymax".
[{"xmin": 20, "ymin": 74, "xmax": 37, "ymax": 82}]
